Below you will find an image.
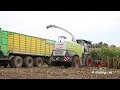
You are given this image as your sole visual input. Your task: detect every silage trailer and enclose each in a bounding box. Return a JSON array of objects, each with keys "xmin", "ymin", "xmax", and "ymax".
[{"xmin": 0, "ymin": 28, "xmax": 55, "ymax": 68}]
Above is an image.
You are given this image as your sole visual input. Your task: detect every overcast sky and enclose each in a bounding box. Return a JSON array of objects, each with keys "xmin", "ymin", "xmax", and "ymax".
[{"xmin": 0, "ymin": 11, "xmax": 120, "ymax": 46}]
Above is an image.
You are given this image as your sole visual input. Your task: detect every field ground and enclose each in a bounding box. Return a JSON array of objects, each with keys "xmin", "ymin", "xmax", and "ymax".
[{"xmin": 0, "ymin": 65, "xmax": 120, "ymax": 79}]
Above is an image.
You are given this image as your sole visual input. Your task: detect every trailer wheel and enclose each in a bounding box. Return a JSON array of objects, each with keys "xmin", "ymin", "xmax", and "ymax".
[
  {"xmin": 72, "ymin": 56, "xmax": 80, "ymax": 68},
  {"xmin": 34, "ymin": 57, "xmax": 43, "ymax": 67},
  {"xmin": 86, "ymin": 55, "xmax": 92, "ymax": 67},
  {"xmin": 23, "ymin": 56, "xmax": 34, "ymax": 68},
  {"xmin": 9, "ymin": 56, "xmax": 23, "ymax": 68}
]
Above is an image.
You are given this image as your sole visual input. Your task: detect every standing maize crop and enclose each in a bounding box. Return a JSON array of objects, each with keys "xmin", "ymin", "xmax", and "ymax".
[{"xmin": 90, "ymin": 47, "xmax": 120, "ymax": 69}]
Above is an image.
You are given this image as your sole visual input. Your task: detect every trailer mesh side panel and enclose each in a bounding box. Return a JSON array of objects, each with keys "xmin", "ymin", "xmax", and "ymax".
[{"xmin": 7, "ymin": 31, "xmax": 55, "ymax": 56}]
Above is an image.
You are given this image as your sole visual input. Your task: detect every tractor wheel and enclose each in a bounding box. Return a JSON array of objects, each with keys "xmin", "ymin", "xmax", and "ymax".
[
  {"xmin": 9, "ymin": 56, "xmax": 23, "ymax": 68},
  {"xmin": 48, "ymin": 57, "xmax": 54, "ymax": 66},
  {"xmin": 34, "ymin": 57, "xmax": 44, "ymax": 67},
  {"xmin": 85, "ymin": 55, "xmax": 93, "ymax": 67},
  {"xmin": 23, "ymin": 56, "xmax": 34, "ymax": 68},
  {"xmin": 72, "ymin": 56, "xmax": 80, "ymax": 68}
]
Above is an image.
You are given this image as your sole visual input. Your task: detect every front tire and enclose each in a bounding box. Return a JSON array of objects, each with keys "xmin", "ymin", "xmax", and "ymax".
[
  {"xmin": 48, "ymin": 57, "xmax": 54, "ymax": 66},
  {"xmin": 72, "ymin": 56, "xmax": 80, "ymax": 68}
]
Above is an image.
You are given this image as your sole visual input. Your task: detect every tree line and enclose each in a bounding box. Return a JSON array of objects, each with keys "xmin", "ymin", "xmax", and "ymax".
[{"xmin": 88, "ymin": 41, "xmax": 117, "ymax": 48}]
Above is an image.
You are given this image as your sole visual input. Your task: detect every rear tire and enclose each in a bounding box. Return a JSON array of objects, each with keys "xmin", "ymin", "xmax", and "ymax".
[
  {"xmin": 34, "ymin": 57, "xmax": 44, "ymax": 67},
  {"xmin": 9, "ymin": 56, "xmax": 23, "ymax": 68},
  {"xmin": 23, "ymin": 56, "xmax": 34, "ymax": 68}
]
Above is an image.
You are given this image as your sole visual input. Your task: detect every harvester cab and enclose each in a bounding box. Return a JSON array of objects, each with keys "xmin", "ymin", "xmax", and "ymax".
[
  {"xmin": 58, "ymin": 36, "xmax": 67, "ymax": 42},
  {"xmin": 76, "ymin": 39, "xmax": 91, "ymax": 54}
]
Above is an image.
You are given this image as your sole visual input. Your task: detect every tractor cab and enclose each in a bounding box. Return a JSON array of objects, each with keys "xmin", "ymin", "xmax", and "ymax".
[
  {"xmin": 76, "ymin": 39, "xmax": 91, "ymax": 54},
  {"xmin": 76, "ymin": 39, "xmax": 91, "ymax": 48},
  {"xmin": 58, "ymin": 36, "xmax": 67, "ymax": 42}
]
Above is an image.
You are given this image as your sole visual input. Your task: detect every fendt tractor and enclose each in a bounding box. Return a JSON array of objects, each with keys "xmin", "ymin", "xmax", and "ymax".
[
  {"xmin": 47, "ymin": 25, "xmax": 93, "ymax": 68},
  {"xmin": 0, "ymin": 28, "xmax": 56, "ymax": 68}
]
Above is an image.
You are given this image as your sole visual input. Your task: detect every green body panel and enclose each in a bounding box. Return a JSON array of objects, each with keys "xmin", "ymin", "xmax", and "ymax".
[
  {"xmin": 66, "ymin": 41, "xmax": 84, "ymax": 58},
  {"xmin": 46, "ymin": 39, "xmax": 56, "ymax": 44},
  {"xmin": 0, "ymin": 29, "xmax": 9, "ymax": 56}
]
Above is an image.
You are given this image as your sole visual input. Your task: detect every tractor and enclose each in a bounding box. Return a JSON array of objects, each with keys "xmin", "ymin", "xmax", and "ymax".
[{"xmin": 46, "ymin": 25, "xmax": 93, "ymax": 68}]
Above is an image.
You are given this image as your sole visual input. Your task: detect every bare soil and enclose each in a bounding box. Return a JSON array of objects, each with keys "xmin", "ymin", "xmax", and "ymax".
[{"xmin": 0, "ymin": 65, "xmax": 120, "ymax": 79}]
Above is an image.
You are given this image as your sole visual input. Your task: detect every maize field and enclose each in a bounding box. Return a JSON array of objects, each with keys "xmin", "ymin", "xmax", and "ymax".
[{"xmin": 90, "ymin": 47, "xmax": 120, "ymax": 69}]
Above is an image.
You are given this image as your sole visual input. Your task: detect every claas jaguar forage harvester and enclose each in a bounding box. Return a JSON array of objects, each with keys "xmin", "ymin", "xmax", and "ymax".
[{"xmin": 46, "ymin": 25, "xmax": 93, "ymax": 68}]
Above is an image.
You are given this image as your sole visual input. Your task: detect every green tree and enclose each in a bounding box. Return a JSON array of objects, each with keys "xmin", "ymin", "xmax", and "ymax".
[{"xmin": 110, "ymin": 45, "xmax": 116, "ymax": 48}]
